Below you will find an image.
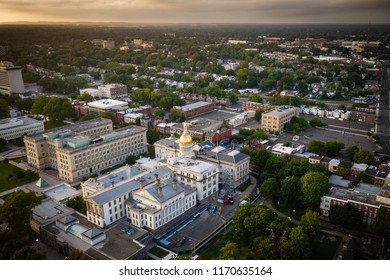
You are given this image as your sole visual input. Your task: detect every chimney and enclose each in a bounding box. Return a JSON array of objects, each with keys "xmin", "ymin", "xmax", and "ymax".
[
  {"xmin": 138, "ymin": 179, "xmax": 144, "ymax": 189},
  {"xmin": 157, "ymin": 186, "xmax": 162, "ymax": 196},
  {"xmin": 154, "ymin": 173, "xmax": 159, "ymax": 184},
  {"xmin": 172, "ymin": 179, "xmax": 177, "ymax": 190}
]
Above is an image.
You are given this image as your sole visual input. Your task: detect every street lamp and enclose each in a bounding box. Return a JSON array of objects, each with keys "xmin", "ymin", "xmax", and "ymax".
[{"xmin": 35, "ymin": 239, "xmax": 40, "ymax": 250}]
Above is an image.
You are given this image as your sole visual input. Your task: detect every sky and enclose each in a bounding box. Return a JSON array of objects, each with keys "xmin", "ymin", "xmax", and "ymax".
[{"xmin": 1, "ymin": 0, "xmax": 390, "ymax": 24}]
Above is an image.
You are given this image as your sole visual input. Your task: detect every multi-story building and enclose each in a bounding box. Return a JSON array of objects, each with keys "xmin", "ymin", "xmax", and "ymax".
[
  {"xmin": 320, "ymin": 183, "xmax": 382, "ymax": 225},
  {"xmin": 0, "ymin": 116, "xmax": 44, "ymax": 141},
  {"xmin": 195, "ymin": 145, "xmax": 250, "ymax": 189},
  {"xmin": 242, "ymin": 101, "xmax": 276, "ymax": 112},
  {"xmin": 155, "ymin": 137, "xmax": 250, "ymax": 189},
  {"xmin": 171, "ymin": 101, "xmax": 215, "ymax": 119},
  {"xmin": 166, "ymin": 157, "xmax": 219, "ymax": 200},
  {"xmin": 126, "ymin": 176, "xmax": 196, "ymax": 230},
  {"xmin": 82, "ymin": 165, "xmax": 173, "ymax": 228},
  {"xmin": 0, "ymin": 61, "xmax": 25, "ymax": 95},
  {"xmin": 261, "ymin": 106, "xmax": 300, "ymax": 134},
  {"xmin": 24, "ymin": 118, "xmax": 147, "ymax": 182},
  {"xmin": 80, "ymin": 84, "xmax": 127, "ymax": 99}
]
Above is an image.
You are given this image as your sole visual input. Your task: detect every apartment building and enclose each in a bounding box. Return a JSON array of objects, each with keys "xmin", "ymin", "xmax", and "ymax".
[
  {"xmin": 24, "ymin": 118, "xmax": 147, "ymax": 182},
  {"xmin": 242, "ymin": 101, "xmax": 276, "ymax": 112},
  {"xmin": 0, "ymin": 116, "xmax": 44, "ymax": 141},
  {"xmin": 261, "ymin": 106, "xmax": 300, "ymax": 134}
]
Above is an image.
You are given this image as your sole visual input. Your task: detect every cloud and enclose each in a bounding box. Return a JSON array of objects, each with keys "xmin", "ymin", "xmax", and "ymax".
[{"xmin": 0, "ymin": 0, "xmax": 389, "ymax": 23}]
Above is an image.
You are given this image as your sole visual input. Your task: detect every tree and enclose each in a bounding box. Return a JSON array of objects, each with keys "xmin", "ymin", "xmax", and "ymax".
[
  {"xmin": 154, "ymin": 108, "xmax": 165, "ymax": 118},
  {"xmin": 279, "ymin": 158, "xmax": 310, "ymax": 179},
  {"xmin": 66, "ymin": 196, "xmax": 87, "ymax": 215},
  {"xmin": 31, "ymin": 96, "xmax": 49, "ymax": 115},
  {"xmin": 329, "ymin": 204, "xmax": 362, "ymax": 228},
  {"xmin": 279, "ymin": 226, "xmax": 311, "ymax": 259},
  {"xmin": 0, "ymin": 191, "xmax": 40, "ymax": 232},
  {"xmin": 345, "ymin": 145, "xmax": 359, "ymax": 161},
  {"xmin": 309, "ymin": 117, "xmax": 327, "ymax": 127},
  {"xmin": 325, "ymin": 141, "xmax": 345, "ymax": 157},
  {"xmin": 219, "ymin": 241, "xmax": 239, "ymax": 260},
  {"xmin": 307, "ymin": 140, "xmax": 327, "ymax": 156},
  {"xmin": 254, "ymin": 110, "xmax": 263, "ymax": 121},
  {"xmin": 253, "ymin": 236, "xmax": 274, "ymax": 259},
  {"xmin": 260, "ymin": 178, "xmax": 279, "ymax": 201},
  {"xmin": 231, "ymin": 204, "xmax": 274, "ymax": 244},
  {"xmin": 300, "ymin": 210, "xmax": 320, "ymax": 242},
  {"xmin": 66, "ymin": 249, "xmax": 92, "ymax": 260},
  {"xmin": 146, "ymin": 130, "xmax": 161, "ymax": 145},
  {"xmin": 228, "ymin": 92, "xmax": 238, "ymax": 104},
  {"xmin": 280, "ymin": 176, "xmax": 302, "ymax": 208},
  {"xmin": 284, "ymin": 117, "xmax": 308, "ymax": 133},
  {"xmin": 78, "ymin": 92, "xmax": 94, "ymax": 102},
  {"xmin": 335, "ymin": 167, "xmax": 348, "ymax": 179},
  {"xmin": 169, "ymin": 110, "xmax": 185, "ymax": 122},
  {"xmin": 0, "ymin": 138, "xmax": 7, "ymax": 147},
  {"xmin": 12, "ymin": 246, "xmax": 45, "ymax": 260},
  {"xmin": 370, "ymin": 208, "xmax": 390, "ymax": 239},
  {"xmin": 0, "ymin": 98, "xmax": 10, "ymax": 119},
  {"xmin": 43, "ymin": 97, "xmax": 74, "ymax": 123},
  {"xmin": 300, "ymin": 172, "xmax": 329, "ymax": 208},
  {"xmin": 126, "ymin": 155, "xmax": 138, "ymax": 165},
  {"xmin": 353, "ymin": 150, "xmax": 375, "ymax": 165}
]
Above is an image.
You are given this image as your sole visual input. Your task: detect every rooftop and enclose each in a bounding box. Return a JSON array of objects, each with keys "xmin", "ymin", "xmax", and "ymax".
[
  {"xmin": 175, "ymin": 101, "xmax": 212, "ymax": 111},
  {"xmin": 42, "ymin": 183, "xmax": 81, "ymax": 203},
  {"xmin": 167, "ymin": 157, "xmax": 217, "ymax": 174},
  {"xmin": 88, "ymin": 99, "xmax": 128, "ymax": 110},
  {"xmin": 86, "ymin": 166, "xmax": 173, "ymax": 205},
  {"xmin": 327, "ymin": 187, "xmax": 380, "ymax": 207},
  {"xmin": 32, "ymin": 198, "xmax": 74, "ymax": 225}
]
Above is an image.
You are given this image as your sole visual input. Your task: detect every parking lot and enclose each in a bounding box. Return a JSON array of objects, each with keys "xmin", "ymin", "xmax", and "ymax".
[{"xmin": 292, "ymin": 127, "xmax": 377, "ymax": 152}]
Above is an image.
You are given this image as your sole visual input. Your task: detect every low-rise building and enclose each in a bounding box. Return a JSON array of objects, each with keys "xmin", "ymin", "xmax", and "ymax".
[
  {"xmin": 0, "ymin": 116, "xmax": 44, "ymax": 141},
  {"xmin": 242, "ymin": 101, "xmax": 276, "ymax": 112},
  {"xmin": 87, "ymin": 99, "xmax": 128, "ymax": 112},
  {"xmin": 172, "ymin": 101, "xmax": 215, "ymax": 119},
  {"xmin": 271, "ymin": 143, "xmax": 305, "ymax": 158}
]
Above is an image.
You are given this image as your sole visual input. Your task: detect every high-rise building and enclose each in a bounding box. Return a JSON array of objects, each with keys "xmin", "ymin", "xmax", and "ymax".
[{"xmin": 0, "ymin": 61, "xmax": 25, "ymax": 95}]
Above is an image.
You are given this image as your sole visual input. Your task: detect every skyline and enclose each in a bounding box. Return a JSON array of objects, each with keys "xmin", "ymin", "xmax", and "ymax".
[{"xmin": 1, "ymin": 0, "xmax": 390, "ymax": 25}]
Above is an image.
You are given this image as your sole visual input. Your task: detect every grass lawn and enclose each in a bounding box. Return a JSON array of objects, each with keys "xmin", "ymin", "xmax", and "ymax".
[
  {"xmin": 148, "ymin": 246, "xmax": 170, "ymax": 259},
  {"xmin": 273, "ymin": 203, "xmax": 305, "ymax": 221},
  {"xmin": 0, "ymin": 146, "xmax": 11, "ymax": 153},
  {"xmin": 12, "ymin": 156, "xmax": 27, "ymax": 163},
  {"xmin": 0, "ymin": 162, "xmax": 39, "ymax": 192},
  {"xmin": 312, "ymin": 234, "xmax": 341, "ymax": 260}
]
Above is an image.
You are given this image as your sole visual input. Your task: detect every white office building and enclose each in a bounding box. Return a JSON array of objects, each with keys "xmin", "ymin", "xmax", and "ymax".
[{"xmin": 0, "ymin": 116, "xmax": 44, "ymax": 141}]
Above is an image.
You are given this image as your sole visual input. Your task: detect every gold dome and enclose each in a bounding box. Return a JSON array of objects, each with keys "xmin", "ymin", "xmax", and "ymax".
[{"xmin": 179, "ymin": 133, "xmax": 192, "ymax": 145}]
